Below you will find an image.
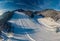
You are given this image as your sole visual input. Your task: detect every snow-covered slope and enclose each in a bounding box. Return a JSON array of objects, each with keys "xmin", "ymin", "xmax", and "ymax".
[
  {"xmin": 8, "ymin": 11, "xmax": 39, "ymax": 41},
  {"xmin": 3, "ymin": 11, "xmax": 60, "ymax": 41},
  {"xmin": 38, "ymin": 17, "xmax": 60, "ymax": 31}
]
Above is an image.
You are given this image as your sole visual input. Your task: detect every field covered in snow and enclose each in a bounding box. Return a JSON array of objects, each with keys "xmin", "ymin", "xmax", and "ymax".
[{"xmin": 1, "ymin": 11, "xmax": 60, "ymax": 41}]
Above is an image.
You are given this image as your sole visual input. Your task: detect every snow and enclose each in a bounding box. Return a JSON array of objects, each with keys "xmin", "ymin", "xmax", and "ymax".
[
  {"xmin": 1, "ymin": 11, "xmax": 60, "ymax": 41},
  {"xmin": 57, "ymin": 19, "xmax": 60, "ymax": 24},
  {"xmin": 8, "ymin": 11, "xmax": 37, "ymax": 41},
  {"xmin": 0, "ymin": 9, "xmax": 9, "ymax": 16},
  {"xmin": 38, "ymin": 17, "xmax": 60, "ymax": 31}
]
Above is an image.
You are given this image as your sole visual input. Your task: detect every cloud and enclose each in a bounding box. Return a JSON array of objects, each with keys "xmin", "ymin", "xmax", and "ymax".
[
  {"xmin": 0, "ymin": 0, "xmax": 59, "ymax": 10},
  {"xmin": 38, "ymin": 0, "xmax": 60, "ymax": 9}
]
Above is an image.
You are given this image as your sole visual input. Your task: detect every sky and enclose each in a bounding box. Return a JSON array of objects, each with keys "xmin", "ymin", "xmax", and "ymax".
[{"xmin": 0, "ymin": 0, "xmax": 60, "ymax": 11}]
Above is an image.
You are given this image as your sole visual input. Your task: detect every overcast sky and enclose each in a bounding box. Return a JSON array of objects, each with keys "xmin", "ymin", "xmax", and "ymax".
[{"xmin": 0, "ymin": 0, "xmax": 60, "ymax": 11}]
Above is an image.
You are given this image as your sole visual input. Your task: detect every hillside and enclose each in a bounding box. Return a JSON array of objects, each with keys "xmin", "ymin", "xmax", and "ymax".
[
  {"xmin": 35, "ymin": 9, "xmax": 60, "ymax": 21},
  {"xmin": 0, "ymin": 9, "xmax": 60, "ymax": 41}
]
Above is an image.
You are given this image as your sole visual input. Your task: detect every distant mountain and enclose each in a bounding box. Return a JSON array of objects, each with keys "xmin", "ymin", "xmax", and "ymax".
[
  {"xmin": 15, "ymin": 9, "xmax": 60, "ymax": 20},
  {"xmin": 15, "ymin": 9, "xmax": 34, "ymax": 18},
  {"xmin": 35, "ymin": 9, "xmax": 60, "ymax": 21}
]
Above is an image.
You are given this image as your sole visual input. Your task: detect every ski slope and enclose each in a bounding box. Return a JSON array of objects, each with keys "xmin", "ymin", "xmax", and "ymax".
[{"xmin": 5, "ymin": 11, "xmax": 60, "ymax": 41}]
